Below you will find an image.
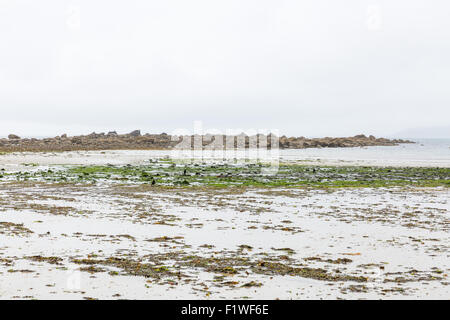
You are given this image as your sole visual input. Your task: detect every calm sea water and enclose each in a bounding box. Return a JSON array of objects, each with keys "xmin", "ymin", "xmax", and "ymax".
[
  {"xmin": 279, "ymin": 139, "xmax": 450, "ymax": 167},
  {"xmin": 126, "ymin": 138, "xmax": 450, "ymax": 167},
  {"xmin": 1, "ymin": 139, "xmax": 449, "ymax": 167}
]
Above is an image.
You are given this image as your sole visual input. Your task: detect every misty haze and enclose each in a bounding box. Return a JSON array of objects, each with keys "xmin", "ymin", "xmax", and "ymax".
[{"xmin": 0, "ymin": 0, "xmax": 448, "ymax": 305}]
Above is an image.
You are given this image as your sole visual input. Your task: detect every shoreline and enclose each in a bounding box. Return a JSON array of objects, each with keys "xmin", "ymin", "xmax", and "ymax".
[{"xmin": 1, "ymin": 146, "xmax": 449, "ymax": 168}]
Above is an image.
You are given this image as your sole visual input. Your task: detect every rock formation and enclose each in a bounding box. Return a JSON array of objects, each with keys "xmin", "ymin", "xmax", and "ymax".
[{"xmin": 0, "ymin": 131, "xmax": 413, "ymax": 152}]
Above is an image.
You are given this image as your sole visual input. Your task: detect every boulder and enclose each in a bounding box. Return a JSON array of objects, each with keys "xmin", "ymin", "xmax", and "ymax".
[
  {"xmin": 129, "ymin": 130, "xmax": 141, "ymax": 137},
  {"xmin": 8, "ymin": 134, "xmax": 20, "ymax": 140},
  {"xmin": 71, "ymin": 137, "xmax": 82, "ymax": 144}
]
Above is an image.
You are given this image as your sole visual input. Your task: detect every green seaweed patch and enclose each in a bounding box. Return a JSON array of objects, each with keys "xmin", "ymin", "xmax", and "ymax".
[{"xmin": 1, "ymin": 161, "xmax": 448, "ymax": 189}]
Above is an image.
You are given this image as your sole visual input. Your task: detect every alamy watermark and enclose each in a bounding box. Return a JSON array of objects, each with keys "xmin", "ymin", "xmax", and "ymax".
[
  {"xmin": 170, "ymin": 121, "xmax": 280, "ymax": 175},
  {"xmin": 66, "ymin": 265, "xmax": 81, "ymax": 290},
  {"xmin": 66, "ymin": 4, "xmax": 81, "ymax": 31},
  {"xmin": 367, "ymin": 4, "xmax": 382, "ymax": 31}
]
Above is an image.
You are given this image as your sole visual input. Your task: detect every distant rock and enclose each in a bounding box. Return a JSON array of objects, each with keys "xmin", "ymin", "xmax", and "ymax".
[
  {"xmin": 0, "ymin": 132, "xmax": 414, "ymax": 152},
  {"xmin": 129, "ymin": 130, "xmax": 141, "ymax": 137},
  {"xmin": 71, "ymin": 137, "xmax": 82, "ymax": 144}
]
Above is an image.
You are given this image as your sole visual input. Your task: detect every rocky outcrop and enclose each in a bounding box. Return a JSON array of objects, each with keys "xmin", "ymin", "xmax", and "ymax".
[
  {"xmin": 0, "ymin": 131, "xmax": 414, "ymax": 152},
  {"xmin": 128, "ymin": 130, "xmax": 141, "ymax": 137},
  {"xmin": 277, "ymin": 134, "xmax": 413, "ymax": 149}
]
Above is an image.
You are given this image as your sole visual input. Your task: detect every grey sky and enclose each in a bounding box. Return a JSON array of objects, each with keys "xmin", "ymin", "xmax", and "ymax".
[{"xmin": 0, "ymin": 0, "xmax": 449, "ymax": 138}]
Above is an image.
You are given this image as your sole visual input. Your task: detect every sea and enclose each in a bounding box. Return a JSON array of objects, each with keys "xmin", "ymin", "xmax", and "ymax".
[{"xmin": 0, "ymin": 138, "xmax": 449, "ymax": 168}]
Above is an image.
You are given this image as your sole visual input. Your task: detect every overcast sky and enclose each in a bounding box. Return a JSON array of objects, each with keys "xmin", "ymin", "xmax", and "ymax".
[{"xmin": 0, "ymin": 0, "xmax": 449, "ymax": 138}]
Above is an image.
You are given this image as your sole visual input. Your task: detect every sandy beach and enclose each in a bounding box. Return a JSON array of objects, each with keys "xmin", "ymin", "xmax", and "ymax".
[{"xmin": 0, "ymin": 144, "xmax": 448, "ymax": 300}]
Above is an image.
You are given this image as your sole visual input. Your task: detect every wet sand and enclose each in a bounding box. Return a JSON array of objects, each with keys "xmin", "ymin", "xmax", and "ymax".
[{"xmin": 0, "ymin": 151, "xmax": 448, "ymax": 300}]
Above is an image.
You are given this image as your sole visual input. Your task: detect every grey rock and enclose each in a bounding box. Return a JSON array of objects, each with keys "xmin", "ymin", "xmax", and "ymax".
[{"xmin": 129, "ymin": 130, "xmax": 141, "ymax": 137}]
